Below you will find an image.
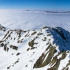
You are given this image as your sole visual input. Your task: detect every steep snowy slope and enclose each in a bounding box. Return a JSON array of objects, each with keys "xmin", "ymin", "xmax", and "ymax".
[{"xmin": 0, "ymin": 25, "xmax": 70, "ymax": 70}]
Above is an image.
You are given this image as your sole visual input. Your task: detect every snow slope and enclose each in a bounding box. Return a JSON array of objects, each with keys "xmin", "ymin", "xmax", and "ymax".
[
  {"xmin": 0, "ymin": 10, "xmax": 70, "ymax": 31},
  {"xmin": 0, "ymin": 25, "xmax": 70, "ymax": 70}
]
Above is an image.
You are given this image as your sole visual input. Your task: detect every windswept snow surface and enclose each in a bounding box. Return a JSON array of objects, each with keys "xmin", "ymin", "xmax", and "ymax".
[{"xmin": 0, "ymin": 10, "xmax": 70, "ymax": 31}]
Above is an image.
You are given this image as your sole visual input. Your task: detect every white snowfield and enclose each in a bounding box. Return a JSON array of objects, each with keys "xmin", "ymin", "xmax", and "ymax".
[
  {"xmin": 0, "ymin": 24, "xmax": 70, "ymax": 70},
  {"xmin": 0, "ymin": 10, "xmax": 70, "ymax": 31}
]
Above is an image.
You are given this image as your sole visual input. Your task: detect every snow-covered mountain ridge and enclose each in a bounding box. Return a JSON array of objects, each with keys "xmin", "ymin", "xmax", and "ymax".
[{"xmin": 0, "ymin": 25, "xmax": 70, "ymax": 70}]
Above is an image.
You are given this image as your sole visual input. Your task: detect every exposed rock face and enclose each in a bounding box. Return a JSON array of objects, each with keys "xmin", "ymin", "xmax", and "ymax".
[
  {"xmin": 0, "ymin": 24, "xmax": 6, "ymax": 31},
  {"xmin": 0, "ymin": 25, "xmax": 70, "ymax": 70}
]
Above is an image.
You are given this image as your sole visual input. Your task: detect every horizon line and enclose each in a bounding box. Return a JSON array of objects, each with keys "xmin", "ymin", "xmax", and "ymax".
[{"xmin": 0, "ymin": 9, "xmax": 70, "ymax": 12}]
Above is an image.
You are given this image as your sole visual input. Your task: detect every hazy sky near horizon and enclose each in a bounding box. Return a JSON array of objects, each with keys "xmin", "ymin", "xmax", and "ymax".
[{"xmin": 0, "ymin": 0, "xmax": 70, "ymax": 10}]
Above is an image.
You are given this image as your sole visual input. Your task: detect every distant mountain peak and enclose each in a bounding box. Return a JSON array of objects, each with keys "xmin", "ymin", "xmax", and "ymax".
[{"xmin": 0, "ymin": 24, "xmax": 6, "ymax": 31}]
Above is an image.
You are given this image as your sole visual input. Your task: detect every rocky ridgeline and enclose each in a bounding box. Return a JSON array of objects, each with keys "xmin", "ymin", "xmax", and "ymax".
[{"xmin": 0, "ymin": 25, "xmax": 70, "ymax": 70}]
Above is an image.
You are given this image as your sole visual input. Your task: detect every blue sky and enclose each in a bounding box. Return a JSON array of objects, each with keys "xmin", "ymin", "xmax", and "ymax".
[{"xmin": 0, "ymin": 0, "xmax": 70, "ymax": 10}]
